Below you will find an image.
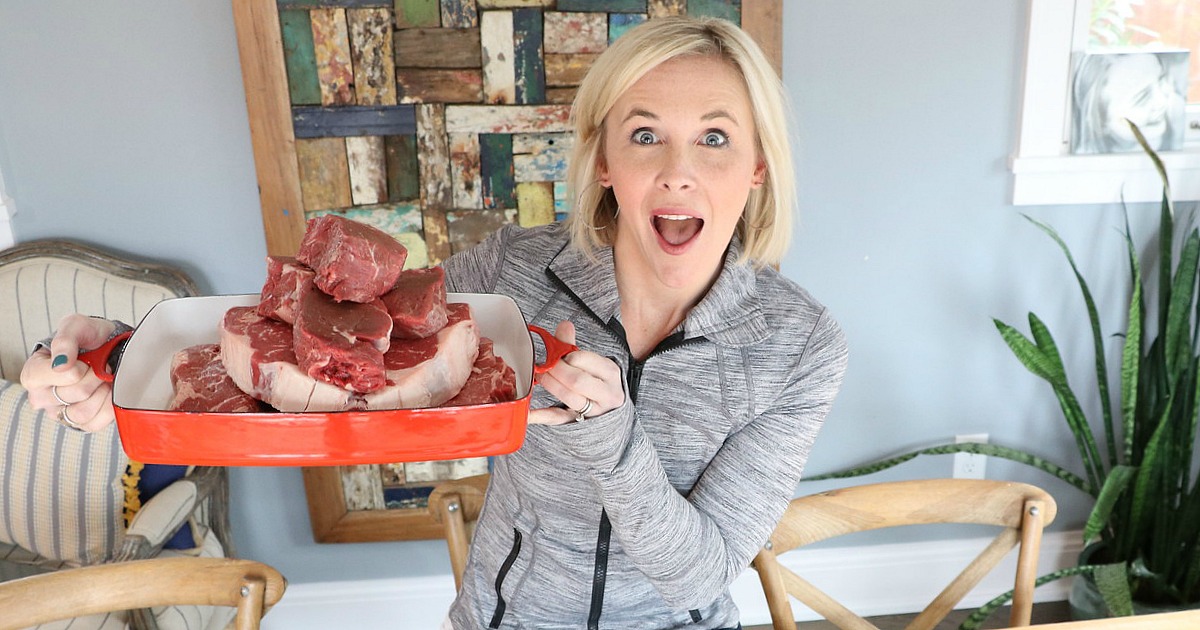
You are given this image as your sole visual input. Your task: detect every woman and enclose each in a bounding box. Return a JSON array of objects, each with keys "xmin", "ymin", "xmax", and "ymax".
[{"xmin": 22, "ymin": 16, "xmax": 847, "ymax": 629}]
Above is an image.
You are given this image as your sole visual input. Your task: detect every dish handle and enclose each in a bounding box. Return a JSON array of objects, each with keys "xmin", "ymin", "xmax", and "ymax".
[
  {"xmin": 527, "ymin": 325, "xmax": 578, "ymax": 375},
  {"xmin": 78, "ymin": 331, "xmax": 133, "ymax": 384}
]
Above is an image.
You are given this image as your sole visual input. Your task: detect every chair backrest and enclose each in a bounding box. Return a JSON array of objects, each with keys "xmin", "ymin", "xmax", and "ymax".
[
  {"xmin": 428, "ymin": 473, "xmax": 490, "ymax": 590},
  {"xmin": 753, "ymin": 478, "xmax": 1057, "ymax": 630},
  {"xmin": 0, "ymin": 557, "xmax": 286, "ymax": 630}
]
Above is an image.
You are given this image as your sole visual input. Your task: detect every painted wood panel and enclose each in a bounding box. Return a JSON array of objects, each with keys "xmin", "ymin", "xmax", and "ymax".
[
  {"xmin": 609, "ymin": 12, "xmax": 647, "ymax": 42},
  {"xmin": 292, "ymin": 105, "xmax": 417, "ymax": 138},
  {"xmin": 558, "ymin": 0, "xmax": 646, "ymax": 12},
  {"xmin": 279, "ymin": 0, "xmax": 391, "ymax": 6},
  {"xmin": 295, "ymin": 137, "xmax": 352, "ymax": 211},
  {"xmin": 544, "ymin": 53, "xmax": 597, "ymax": 87},
  {"xmin": 340, "ymin": 465, "xmax": 384, "ymax": 511},
  {"xmin": 445, "ymin": 104, "xmax": 571, "ymax": 133},
  {"xmin": 384, "ymin": 134, "xmax": 420, "ymax": 201},
  {"xmin": 311, "ymin": 8, "xmax": 356, "ymax": 106},
  {"xmin": 449, "ymin": 132, "xmax": 483, "ymax": 210},
  {"xmin": 477, "ymin": 0, "xmax": 555, "ymax": 7},
  {"xmin": 346, "ymin": 135, "xmax": 388, "ymax": 205},
  {"xmin": 440, "ymin": 0, "xmax": 478, "ymax": 27},
  {"xmin": 512, "ymin": 8, "xmax": 545, "ymax": 104},
  {"xmin": 544, "ymin": 11, "xmax": 607, "ymax": 54},
  {"xmin": 396, "ymin": 68, "xmax": 484, "ymax": 103},
  {"xmin": 480, "ymin": 10, "xmax": 517, "ymax": 104},
  {"xmin": 687, "ymin": 0, "xmax": 740, "ymax": 22},
  {"xmin": 513, "ymin": 132, "xmax": 572, "ymax": 182},
  {"xmin": 348, "ymin": 8, "xmax": 397, "ymax": 106},
  {"xmin": 394, "ymin": 28, "xmax": 482, "ymax": 68},
  {"xmin": 648, "ymin": 0, "xmax": 687, "ymax": 17},
  {"xmin": 279, "ymin": 9, "xmax": 321, "ymax": 105},
  {"xmin": 517, "ymin": 181, "xmax": 555, "ymax": 227},
  {"xmin": 394, "ymin": 0, "xmax": 439, "ymax": 28},
  {"xmin": 447, "ymin": 209, "xmax": 517, "ymax": 254},
  {"xmin": 480, "ymin": 133, "xmax": 516, "ymax": 209}
]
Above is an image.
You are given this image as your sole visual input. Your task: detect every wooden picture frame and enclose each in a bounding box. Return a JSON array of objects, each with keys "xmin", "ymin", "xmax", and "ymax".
[{"xmin": 231, "ymin": 0, "xmax": 782, "ymax": 544}]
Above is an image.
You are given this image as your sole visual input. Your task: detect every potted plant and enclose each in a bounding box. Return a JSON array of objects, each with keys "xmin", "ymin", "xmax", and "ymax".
[{"xmin": 805, "ymin": 122, "xmax": 1200, "ymax": 627}]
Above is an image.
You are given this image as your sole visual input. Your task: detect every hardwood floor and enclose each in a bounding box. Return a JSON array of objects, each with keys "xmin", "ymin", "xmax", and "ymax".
[{"xmin": 745, "ymin": 600, "xmax": 1073, "ymax": 629}]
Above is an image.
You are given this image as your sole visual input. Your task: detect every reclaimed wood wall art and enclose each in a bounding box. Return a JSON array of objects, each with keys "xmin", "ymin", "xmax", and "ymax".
[{"xmin": 232, "ymin": 0, "xmax": 782, "ymax": 544}]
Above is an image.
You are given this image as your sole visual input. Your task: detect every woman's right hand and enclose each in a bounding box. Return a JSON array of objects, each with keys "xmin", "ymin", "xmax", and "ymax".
[{"xmin": 19, "ymin": 314, "xmax": 119, "ymax": 432}]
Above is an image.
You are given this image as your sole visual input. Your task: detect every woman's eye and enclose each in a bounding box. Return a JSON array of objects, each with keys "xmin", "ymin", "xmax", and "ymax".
[
  {"xmin": 632, "ymin": 129, "xmax": 658, "ymax": 145},
  {"xmin": 701, "ymin": 131, "xmax": 729, "ymax": 147}
]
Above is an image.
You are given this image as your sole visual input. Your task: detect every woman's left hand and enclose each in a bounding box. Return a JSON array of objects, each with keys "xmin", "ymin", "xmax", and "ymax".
[{"xmin": 529, "ymin": 321, "xmax": 624, "ymax": 426}]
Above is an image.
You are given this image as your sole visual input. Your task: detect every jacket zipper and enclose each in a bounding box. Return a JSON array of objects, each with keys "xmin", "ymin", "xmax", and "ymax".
[{"xmin": 488, "ymin": 529, "xmax": 523, "ymax": 628}]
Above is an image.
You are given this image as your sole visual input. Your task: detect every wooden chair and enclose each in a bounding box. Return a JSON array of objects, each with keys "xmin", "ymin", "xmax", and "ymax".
[
  {"xmin": 428, "ymin": 473, "xmax": 490, "ymax": 590},
  {"xmin": 0, "ymin": 239, "xmax": 237, "ymax": 629},
  {"xmin": 0, "ymin": 557, "xmax": 286, "ymax": 630},
  {"xmin": 753, "ymin": 478, "xmax": 1057, "ymax": 630}
]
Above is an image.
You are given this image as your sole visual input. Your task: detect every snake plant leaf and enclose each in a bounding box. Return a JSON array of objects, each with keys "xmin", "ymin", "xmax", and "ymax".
[
  {"xmin": 1164, "ymin": 231, "xmax": 1199, "ymax": 377},
  {"xmin": 1128, "ymin": 119, "xmax": 1173, "ymax": 218},
  {"xmin": 958, "ymin": 565, "xmax": 1100, "ymax": 630},
  {"xmin": 1120, "ymin": 230, "xmax": 1143, "ymax": 464},
  {"xmin": 1129, "ymin": 405, "xmax": 1174, "ymax": 550},
  {"xmin": 1085, "ymin": 465, "xmax": 1137, "ymax": 544},
  {"xmin": 1096, "ymin": 562, "xmax": 1135, "ymax": 616},
  {"xmin": 994, "ymin": 318, "xmax": 1060, "ymax": 384}
]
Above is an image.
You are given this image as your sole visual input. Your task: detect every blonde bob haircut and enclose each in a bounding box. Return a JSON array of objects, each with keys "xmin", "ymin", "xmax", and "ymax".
[{"xmin": 565, "ymin": 16, "xmax": 795, "ymax": 268}]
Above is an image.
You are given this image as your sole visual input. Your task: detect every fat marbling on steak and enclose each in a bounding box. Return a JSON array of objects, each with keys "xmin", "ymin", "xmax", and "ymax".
[
  {"xmin": 293, "ymin": 280, "xmax": 392, "ymax": 394},
  {"xmin": 442, "ymin": 338, "xmax": 518, "ymax": 407},
  {"xmin": 257, "ymin": 256, "xmax": 315, "ymax": 324},
  {"xmin": 296, "ymin": 214, "xmax": 408, "ymax": 303},
  {"xmin": 380, "ymin": 267, "xmax": 449, "ymax": 339},
  {"xmin": 220, "ymin": 306, "xmax": 364, "ymax": 412},
  {"xmin": 168, "ymin": 343, "xmax": 267, "ymax": 413},
  {"xmin": 363, "ymin": 303, "xmax": 480, "ymax": 410}
]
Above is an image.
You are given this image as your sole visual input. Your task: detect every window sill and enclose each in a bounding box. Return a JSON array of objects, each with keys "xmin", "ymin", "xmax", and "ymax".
[{"xmin": 1010, "ymin": 148, "xmax": 1200, "ymax": 206}]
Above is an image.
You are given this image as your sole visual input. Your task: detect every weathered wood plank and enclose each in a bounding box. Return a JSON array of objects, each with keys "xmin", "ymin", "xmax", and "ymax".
[
  {"xmin": 546, "ymin": 86, "xmax": 578, "ymax": 104},
  {"xmin": 557, "ymin": 0, "xmax": 646, "ymax": 11},
  {"xmin": 340, "ymin": 465, "xmax": 384, "ymax": 511},
  {"xmin": 279, "ymin": 0, "xmax": 391, "ymax": 6},
  {"xmin": 480, "ymin": 133, "xmax": 515, "ymax": 209},
  {"xmin": 742, "ymin": 0, "xmax": 781, "ymax": 76},
  {"xmin": 311, "ymin": 8, "xmax": 356, "ymax": 105},
  {"xmin": 385, "ymin": 134, "xmax": 420, "ymax": 201},
  {"xmin": 292, "ymin": 105, "xmax": 417, "ymax": 137},
  {"xmin": 394, "ymin": 28, "xmax": 482, "ymax": 68},
  {"xmin": 445, "ymin": 104, "xmax": 571, "ymax": 133},
  {"xmin": 447, "ymin": 209, "xmax": 517, "ymax": 254},
  {"xmin": 608, "ymin": 12, "xmax": 647, "ymax": 43},
  {"xmin": 545, "ymin": 53, "xmax": 598, "ymax": 87},
  {"xmin": 648, "ymin": 0, "xmax": 687, "ymax": 17},
  {"xmin": 517, "ymin": 181, "xmax": 555, "ymax": 227},
  {"xmin": 439, "ymin": 0, "xmax": 478, "ymax": 27},
  {"xmin": 348, "ymin": 8, "xmax": 397, "ymax": 105},
  {"xmin": 554, "ymin": 180, "xmax": 569, "ymax": 219},
  {"xmin": 396, "ymin": 68, "xmax": 483, "ymax": 103},
  {"xmin": 687, "ymin": 0, "xmax": 740, "ymax": 23},
  {"xmin": 512, "ymin": 8, "xmax": 545, "ymax": 104},
  {"xmin": 477, "ymin": 0, "xmax": 554, "ymax": 7},
  {"xmin": 296, "ymin": 137, "xmax": 353, "ymax": 211},
  {"xmin": 422, "ymin": 209, "xmax": 451, "ymax": 265},
  {"xmin": 544, "ymin": 11, "xmax": 607, "ymax": 54},
  {"xmin": 346, "ymin": 135, "xmax": 388, "ymax": 205},
  {"xmin": 403, "ymin": 458, "xmax": 489, "ymax": 483},
  {"xmin": 394, "ymin": 0, "xmax": 440, "ymax": 27},
  {"xmin": 233, "ymin": 0, "xmax": 308, "ymax": 256},
  {"xmin": 416, "ymin": 103, "xmax": 452, "ymax": 210},
  {"xmin": 449, "ymin": 132, "xmax": 483, "ymax": 210},
  {"xmin": 480, "ymin": 10, "xmax": 516, "ymax": 104},
  {"xmin": 279, "ymin": 9, "xmax": 322, "ymax": 106},
  {"xmin": 513, "ymin": 132, "xmax": 571, "ymax": 182}
]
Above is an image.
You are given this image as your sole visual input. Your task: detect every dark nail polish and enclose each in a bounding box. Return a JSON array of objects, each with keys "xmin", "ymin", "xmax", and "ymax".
[{"xmin": 51, "ymin": 355, "xmax": 67, "ymax": 368}]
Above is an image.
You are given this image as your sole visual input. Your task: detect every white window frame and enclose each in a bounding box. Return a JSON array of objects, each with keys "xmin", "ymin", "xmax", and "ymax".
[{"xmin": 1011, "ymin": 0, "xmax": 1200, "ymax": 206}]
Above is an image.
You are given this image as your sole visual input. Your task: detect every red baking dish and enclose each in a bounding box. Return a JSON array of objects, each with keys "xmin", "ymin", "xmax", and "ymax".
[{"xmin": 81, "ymin": 293, "xmax": 572, "ymax": 466}]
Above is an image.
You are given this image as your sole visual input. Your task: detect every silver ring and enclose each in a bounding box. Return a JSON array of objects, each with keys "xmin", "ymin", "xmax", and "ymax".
[
  {"xmin": 574, "ymin": 398, "xmax": 593, "ymax": 422},
  {"xmin": 51, "ymin": 385, "xmax": 73, "ymax": 406},
  {"xmin": 57, "ymin": 405, "xmax": 84, "ymax": 432}
]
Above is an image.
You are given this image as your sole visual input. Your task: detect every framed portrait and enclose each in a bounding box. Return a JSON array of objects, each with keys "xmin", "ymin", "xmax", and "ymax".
[
  {"xmin": 1070, "ymin": 48, "xmax": 1191, "ymax": 155},
  {"xmin": 231, "ymin": 0, "xmax": 782, "ymax": 543}
]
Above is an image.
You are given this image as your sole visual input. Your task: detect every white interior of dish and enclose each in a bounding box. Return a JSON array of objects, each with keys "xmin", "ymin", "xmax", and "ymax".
[{"xmin": 113, "ymin": 293, "xmax": 535, "ymax": 411}]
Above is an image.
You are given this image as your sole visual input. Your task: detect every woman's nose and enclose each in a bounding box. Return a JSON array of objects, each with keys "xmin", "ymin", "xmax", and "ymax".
[{"xmin": 657, "ymin": 146, "xmax": 695, "ymax": 191}]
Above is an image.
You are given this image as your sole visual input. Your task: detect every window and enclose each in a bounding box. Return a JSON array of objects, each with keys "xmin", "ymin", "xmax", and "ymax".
[{"xmin": 1011, "ymin": 0, "xmax": 1200, "ymax": 205}]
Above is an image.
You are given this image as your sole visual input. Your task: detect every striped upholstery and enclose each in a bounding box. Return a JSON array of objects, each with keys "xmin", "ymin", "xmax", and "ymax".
[{"xmin": 0, "ymin": 380, "xmax": 126, "ymax": 565}]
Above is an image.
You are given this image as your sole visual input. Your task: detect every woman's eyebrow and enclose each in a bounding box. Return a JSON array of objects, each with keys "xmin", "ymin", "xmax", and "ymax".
[
  {"xmin": 622, "ymin": 107, "xmax": 658, "ymax": 123},
  {"xmin": 702, "ymin": 109, "xmax": 738, "ymax": 124}
]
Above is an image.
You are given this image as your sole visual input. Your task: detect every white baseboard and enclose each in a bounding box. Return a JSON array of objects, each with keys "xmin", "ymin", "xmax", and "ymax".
[{"xmin": 262, "ymin": 531, "xmax": 1083, "ymax": 629}]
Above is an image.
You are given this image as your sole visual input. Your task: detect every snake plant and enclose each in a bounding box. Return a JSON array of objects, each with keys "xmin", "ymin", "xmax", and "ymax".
[{"xmin": 806, "ymin": 122, "xmax": 1200, "ymax": 626}]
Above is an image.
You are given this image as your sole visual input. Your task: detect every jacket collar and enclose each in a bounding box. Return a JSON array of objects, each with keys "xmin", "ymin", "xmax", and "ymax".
[{"xmin": 546, "ymin": 235, "xmax": 773, "ymax": 347}]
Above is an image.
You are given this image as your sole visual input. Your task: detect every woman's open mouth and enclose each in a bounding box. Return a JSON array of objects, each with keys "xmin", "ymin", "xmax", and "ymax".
[{"xmin": 653, "ymin": 214, "xmax": 704, "ymax": 250}]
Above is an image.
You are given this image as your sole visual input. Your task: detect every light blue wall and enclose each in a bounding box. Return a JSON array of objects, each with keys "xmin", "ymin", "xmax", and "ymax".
[{"xmin": 0, "ymin": 1, "xmax": 1160, "ymax": 585}]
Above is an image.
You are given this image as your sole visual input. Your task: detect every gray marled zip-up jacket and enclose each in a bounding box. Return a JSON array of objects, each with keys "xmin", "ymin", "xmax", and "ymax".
[{"xmin": 442, "ymin": 222, "xmax": 847, "ymax": 630}]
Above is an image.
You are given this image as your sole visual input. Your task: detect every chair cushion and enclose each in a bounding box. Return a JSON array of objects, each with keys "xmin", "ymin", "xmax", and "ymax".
[{"xmin": 0, "ymin": 380, "xmax": 126, "ymax": 565}]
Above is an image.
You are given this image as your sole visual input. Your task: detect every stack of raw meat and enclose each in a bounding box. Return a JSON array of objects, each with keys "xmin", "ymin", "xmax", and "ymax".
[{"xmin": 167, "ymin": 215, "xmax": 516, "ymax": 413}]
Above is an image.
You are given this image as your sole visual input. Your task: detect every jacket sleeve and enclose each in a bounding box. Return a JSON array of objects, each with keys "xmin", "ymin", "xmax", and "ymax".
[{"xmin": 554, "ymin": 308, "xmax": 849, "ymax": 609}]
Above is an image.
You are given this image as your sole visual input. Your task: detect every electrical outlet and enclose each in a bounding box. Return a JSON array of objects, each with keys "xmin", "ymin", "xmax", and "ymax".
[{"xmin": 953, "ymin": 434, "xmax": 988, "ymax": 479}]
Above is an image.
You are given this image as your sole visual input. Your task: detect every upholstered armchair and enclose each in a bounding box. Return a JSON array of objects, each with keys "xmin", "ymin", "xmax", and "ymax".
[{"xmin": 0, "ymin": 239, "xmax": 236, "ymax": 629}]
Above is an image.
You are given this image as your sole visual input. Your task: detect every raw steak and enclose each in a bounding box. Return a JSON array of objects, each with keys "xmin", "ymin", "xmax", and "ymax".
[
  {"xmin": 220, "ymin": 306, "xmax": 364, "ymax": 413},
  {"xmin": 364, "ymin": 303, "xmax": 481, "ymax": 410},
  {"xmin": 380, "ymin": 267, "xmax": 448, "ymax": 339},
  {"xmin": 168, "ymin": 343, "xmax": 266, "ymax": 413},
  {"xmin": 257, "ymin": 256, "xmax": 315, "ymax": 324},
  {"xmin": 297, "ymin": 214, "xmax": 407, "ymax": 303},
  {"xmin": 293, "ymin": 281, "xmax": 392, "ymax": 394},
  {"xmin": 442, "ymin": 338, "xmax": 518, "ymax": 407}
]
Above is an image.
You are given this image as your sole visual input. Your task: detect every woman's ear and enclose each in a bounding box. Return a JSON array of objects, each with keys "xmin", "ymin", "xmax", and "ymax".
[
  {"xmin": 597, "ymin": 160, "xmax": 611, "ymax": 188},
  {"xmin": 751, "ymin": 160, "xmax": 767, "ymax": 188}
]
